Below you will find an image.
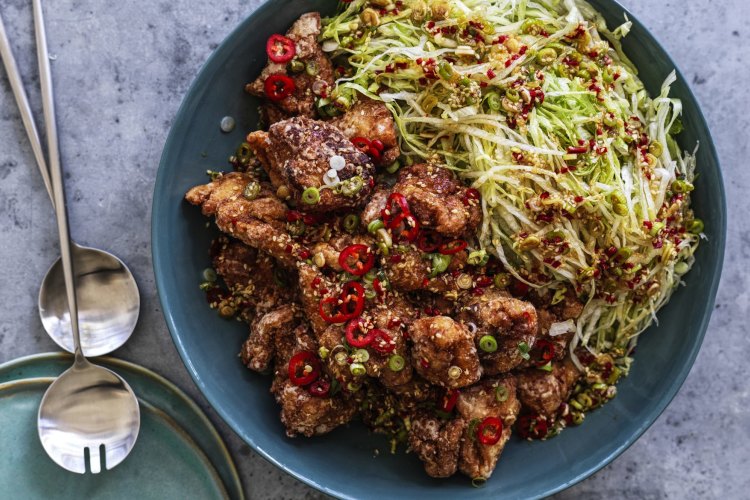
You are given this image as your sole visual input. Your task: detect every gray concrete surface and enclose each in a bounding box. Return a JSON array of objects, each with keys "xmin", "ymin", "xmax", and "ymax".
[{"xmin": 0, "ymin": 0, "xmax": 746, "ymax": 498}]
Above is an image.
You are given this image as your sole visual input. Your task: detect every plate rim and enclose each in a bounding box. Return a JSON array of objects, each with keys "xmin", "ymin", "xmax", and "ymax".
[
  {"xmin": 0, "ymin": 353, "xmax": 245, "ymax": 500},
  {"xmin": 151, "ymin": 0, "xmax": 726, "ymax": 498},
  {"xmin": 0, "ymin": 375, "xmax": 228, "ymax": 499}
]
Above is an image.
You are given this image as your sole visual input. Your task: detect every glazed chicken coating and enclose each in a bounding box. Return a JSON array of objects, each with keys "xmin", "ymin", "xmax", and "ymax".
[
  {"xmin": 246, "ymin": 12, "xmax": 334, "ymax": 118},
  {"xmin": 408, "ymin": 412, "xmax": 466, "ymax": 478},
  {"xmin": 241, "ymin": 304, "xmax": 300, "ymax": 373},
  {"xmin": 458, "ymin": 289, "xmax": 539, "ymax": 375},
  {"xmin": 330, "ymin": 97, "xmax": 400, "ymax": 166},
  {"xmin": 516, "ymin": 356, "xmax": 582, "ymax": 418},
  {"xmin": 185, "ymin": 172, "xmax": 305, "ymax": 268},
  {"xmin": 391, "ymin": 163, "xmax": 481, "ymax": 238},
  {"xmin": 409, "ymin": 316, "xmax": 482, "ymax": 388},
  {"xmin": 211, "ymin": 236, "xmax": 295, "ymax": 316},
  {"xmin": 246, "ymin": 117, "xmax": 376, "ymax": 212},
  {"xmin": 456, "ymin": 375, "xmax": 521, "ymax": 480}
]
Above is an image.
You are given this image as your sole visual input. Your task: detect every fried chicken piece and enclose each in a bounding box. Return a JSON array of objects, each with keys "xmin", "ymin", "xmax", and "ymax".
[
  {"xmin": 241, "ymin": 304, "xmax": 300, "ymax": 372},
  {"xmin": 456, "ymin": 375, "xmax": 521, "ymax": 480},
  {"xmin": 246, "ymin": 117, "xmax": 376, "ymax": 212},
  {"xmin": 269, "ymin": 322, "xmax": 359, "ymax": 437},
  {"xmin": 246, "ymin": 13, "xmax": 334, "ymax": 118},
  {"xmin": 528, "ymin": 292, "xmax": 584, "ymax": 366},
  {"xmin": 516, "ymin": 356, "xmax": 582, "ymax": 418},
  {"xmin": 458, "ymin": 289, "xmax": 538, "ymax": 375},
  {"xmin": 211, "ymin": 236, "xmax": 295, "ymax": 316},
  {"xmin": 409, "ymin": 412, "xmax": 466, "ymax": 478},
  {"xmin": 409, "ymin": 316, "xmax": 482, "ymax": 388},
  {"xmin": 330, "ymin": 97, "xmax": 400, "ymax": 166},
  {"xmin": 360, "ymin": 377, "xmax": 437, "ymax": 437},
  {"xmin": 391, "ymin": 163, "xmax": 481, "ymax": 238},
  {"xmin": 259, "ymin": 102, "xmax": 291, "ymax": 128},
  {"xmin": 185, "ymin": 172, "xmax": 305, "ymax": 268},
  {"xmin": 363, "ymin": 300, "xmax": 415, "ymax": 388}
]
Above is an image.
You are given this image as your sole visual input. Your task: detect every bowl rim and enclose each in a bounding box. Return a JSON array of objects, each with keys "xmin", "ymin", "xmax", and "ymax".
[{"xmin": 151, "ymin": 0, "xmax": 726, "ymax": 497}]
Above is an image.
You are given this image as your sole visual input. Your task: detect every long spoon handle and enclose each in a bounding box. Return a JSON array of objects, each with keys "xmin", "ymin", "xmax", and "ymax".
[
  {"xmin": 0, "ymin": 10, "xmax": 54, "ymax": 205},
  {"xmin": 32, "ymin": 0, "xmax": 83, "ymax": 360}
]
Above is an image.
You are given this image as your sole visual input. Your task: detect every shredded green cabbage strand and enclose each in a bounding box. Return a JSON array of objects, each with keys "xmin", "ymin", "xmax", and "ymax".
[{"xmin": 321, "ymin": 0, "xmax": 701, "ymax": 369}]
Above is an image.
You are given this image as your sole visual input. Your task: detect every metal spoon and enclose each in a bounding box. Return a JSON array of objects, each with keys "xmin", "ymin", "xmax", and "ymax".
[
  {"xmin": 0, "ymin": 9, "xmax": 139, "ymax": 357},
  {"xmin": 30, "ymin": 0, "xmax": 140, "ymax": 473}
]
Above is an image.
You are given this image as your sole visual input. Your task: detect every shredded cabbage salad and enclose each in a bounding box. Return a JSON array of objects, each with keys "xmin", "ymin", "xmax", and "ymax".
[{"xmin": 320, "ymin": 0, "xmax": 702, "ymax": 370}]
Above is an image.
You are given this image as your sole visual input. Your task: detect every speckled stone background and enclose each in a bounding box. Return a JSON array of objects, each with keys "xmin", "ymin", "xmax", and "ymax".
[{"xmin": 0, "ymin": 0, "xmax": 745, "ymax": 498}]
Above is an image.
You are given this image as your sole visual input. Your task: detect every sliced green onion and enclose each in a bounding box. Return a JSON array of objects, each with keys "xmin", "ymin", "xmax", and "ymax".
[
  {"xmin": 479, "ymin": 335, "xmax": 498, "ymax": 353},
  {"xmin": 429, "ymin": 254, "xmax": 451, "ymax": 278},
  {"xmin": 518, "ymin": 341, "xmax": 531, "ymax": 360},
  {"xmin": 343, "ymin": 214, "xmax": 360, "ymax": 232},
  {"xmin": 318, "ymin": 346, "xmax": 330, "ymax": 360},
  {"xmin": 368, "ymin": 219, "xmax": 385, "ymax": 234},
  {"xmin": 302, "ymin": 187, "xmax": 320, "ymax": 205},
  {"xmin": 243, "ymin": 181, "xmax": 261, "ymax": 200},
  {"xmin": 448, "ymin": 366, "xmax": 462, "ymax": 379},
  {"xmin": 353, "ymin": 349, "xmax": 370, "ymax": 363},
  {"xmin": 202, "ymin": 268, "xmax": 217, "ymax": 282},
  {"xmin": 388, "ymin": 354, "xmax": 405, "ymax": 371},
  {"xmin": 467, "ymin": 249, "xmax": 489, "ymax": 266},
  {"xmin": 495, "ymin": 385, "xmax": 508, "ymax": 402},
  {"xmin": 350, "ymin": 362, "xmax": 367, "ymax": 376},
  {"xmin": 457, "ymin": 273, "xmax": 473, "ymax": 290},
  {"xmin": 386, "ymin": 160, "xmax": 401, "ymax": 174},
  {"xmin": 339, "ymin": 176, "xmax": 364, "ymax": 196}
]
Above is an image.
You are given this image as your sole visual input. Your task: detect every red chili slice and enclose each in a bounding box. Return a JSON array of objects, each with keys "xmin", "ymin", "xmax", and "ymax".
[
  {"xmin": 308, "ymin": 378, "xmax": 331, "ymax": 397},
  {"xmin": 438, "ymin": 239, "xmax": 467, "ymax": 255},
  {"xmin": 462, "ymin": 188, "xmax": 480, "ymax": 206},
  {"xmin": 368, "ymin": 145, "xmax": 382, "ymax": 162},
  {"xmin": 340, "ymin": 281, "xmax": 366, "ymax": 318},
  {"xmin": 370, "ymin": 330, "xmax": 395, "ymax": 354},
  {"xmin": 370, "ymin": 139, "xmax": 385, "ymax": 152},
  {"xmin": 264, "ymin": 74, "xmax": 296, "ymax": 102},
  {"xmin": 266, "ymin": 34, "xmax": 296, "ymax": 63},
  {"xmin": 351, "ymin": 136, "xmax": 372, "ymax": 154},
  {"xmin": 381, "ymin": 193, "xmax": 411, "ymax": 228},
  {"xmin": 338, "ymin": 244, "xmax": 375, "ymax": 276},
  {"xmin": 288, "ymin": 351, "xmax": 320, "ymax": 386},
  {"xmin": 345, "ymin": 317, "xmax": 375, "ymax": 348},
  {"xmin": 440, "ymin": 389, "xmax": 460, "ymax": 412},
  {"xmin": 533, "ymin": 339, "xmax": 556, "ymax": 367},
  {"xmin": 476, "ymin": 416, "xmax": 503, "ymax": 445},
  {"xmin": 318, "ymin": 297, "xmax": 348, "ymax": 324}
]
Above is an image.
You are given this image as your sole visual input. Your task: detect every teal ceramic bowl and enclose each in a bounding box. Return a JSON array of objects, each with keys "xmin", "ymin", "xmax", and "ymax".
[{"xmin": 152, "ymin": 1, "xmax": 726, "ymax": 498}]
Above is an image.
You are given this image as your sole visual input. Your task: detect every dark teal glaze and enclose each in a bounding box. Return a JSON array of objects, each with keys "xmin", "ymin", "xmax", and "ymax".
[{"xmin": 151, "ymin": 1, "xmax": 725, "ymax": 498}]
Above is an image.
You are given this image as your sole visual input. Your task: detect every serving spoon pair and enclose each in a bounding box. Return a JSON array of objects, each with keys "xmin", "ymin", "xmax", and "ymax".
[{"xmin": 0, "ymin": 1, "xmax": 140, "ymax": 473}]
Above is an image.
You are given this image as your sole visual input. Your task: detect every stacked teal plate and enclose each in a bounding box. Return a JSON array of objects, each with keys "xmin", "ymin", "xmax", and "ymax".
[{"xmin": 0, "ymin": 353, "xmax": 244, "ymax": 499}]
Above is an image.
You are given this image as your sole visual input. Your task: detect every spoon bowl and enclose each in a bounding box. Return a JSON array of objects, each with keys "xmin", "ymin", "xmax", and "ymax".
[
  {"xmin": 39, "ymin": 243, "xmax": 139, "ymax": 357},
  {"xmin": 38, "ymin": 357, "xmax": 140, "ymax": 473}
]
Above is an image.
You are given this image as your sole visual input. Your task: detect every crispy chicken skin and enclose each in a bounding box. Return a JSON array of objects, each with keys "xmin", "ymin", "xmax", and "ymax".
[
  {"xmin": 409, "ymin": 412, "xmax": 466, "ymax": 478},
  {"xmin": 392, "ymin": 164, "xmax": 481, "ymax": 237},
  {"xmin": 382, "ymin": 246, "xmax": 467, "ymax": 294},
  {"xmin": 246, "ymin": 117, "xmax": 376, "ymax": 212},
  {"xmin": 211, "ymin": 236, "xmax": 294, "ymax": 315},
  {"xmin": 456, "ymin": 375, "xmax": 521, "ymax": 480},
  {"xmin": 241, "ymin": 304, "xmax": 300, "ymax": 372},
  {"xmin": 458, "ymin": 289, "xmax": 539, "ymax": 375},
  {"xmin": 516, "ymin": 356, "xmax": 582, "ymax": 418},
  {"xmin": 246, "ymin": 13, "xmax": 334, "ymax": 118},
  {"xmin": 330, "ymin": 97, "xmax": 400, "ymax": 166},
  {"xmin": 410, "ymin": 316, "xmax": 482, "ymax": 388},
  {"xmin": 270, "ymin": 322, "xmax": 359, "ymax": 437},
  {"xmin": 311, "ymin": 233, "xmax": 375, "ymax": 272},
  {"xmin": 185, "ymin": 172, "xmax": 305, "ymax": 268}
]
